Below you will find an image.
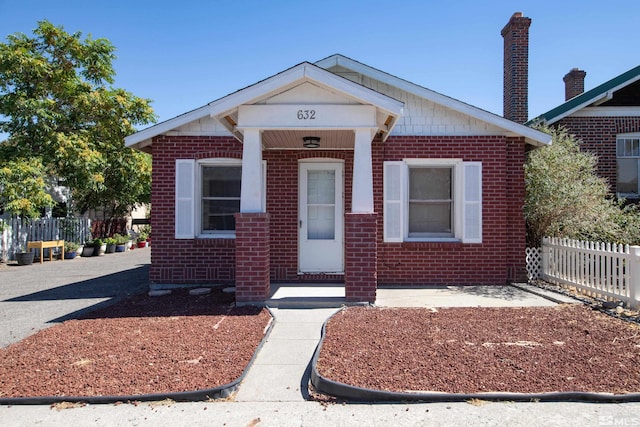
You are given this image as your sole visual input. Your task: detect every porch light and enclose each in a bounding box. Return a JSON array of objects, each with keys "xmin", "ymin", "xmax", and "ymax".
[{"xmin": 302, "ymin": 136, "xmax": 320, "ymax": 148}]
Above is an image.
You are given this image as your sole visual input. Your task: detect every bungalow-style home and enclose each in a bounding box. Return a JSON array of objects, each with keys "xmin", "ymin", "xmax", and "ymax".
[
  {"xmin": 528, "ymin": 65, "xmax": 640, "ymax": 200},
  {"xmin": 125, "ymin": 12, "xmax": 550, "ymax": 304}
]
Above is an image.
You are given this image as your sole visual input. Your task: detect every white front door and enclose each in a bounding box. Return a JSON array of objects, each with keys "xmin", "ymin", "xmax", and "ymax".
[{"xmin": 299, "ymin": 162, "xmax": 344, "ymax": 273}]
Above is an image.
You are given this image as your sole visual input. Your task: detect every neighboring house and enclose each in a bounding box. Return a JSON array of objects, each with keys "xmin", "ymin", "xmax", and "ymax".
[
  {"xmin": 125, "ymin": 13, "xmax": 550, "ymax": 304},
  {"xmin": 528, "ymin": 65, "xmax": 640, "ymax": 200}
]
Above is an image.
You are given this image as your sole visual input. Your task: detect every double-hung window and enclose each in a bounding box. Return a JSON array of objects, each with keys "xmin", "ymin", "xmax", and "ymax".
[
  {"xmin": 408, "ymin": 166, "xmax": 454, "ymax": 238},
  {"xmin": 383, "ymin": 159, "xmax": 482, "ymax": 243},
  {"xmin": 174, "ymin": 158, "xmax": 265, "ymax": 239},
  {"xmin": 617, "ymin": 135, "xmax": 640, "ymax": 197},
  {"xmin": 201, "ymin": 164, "xmax": 241, "ymax": 235}
]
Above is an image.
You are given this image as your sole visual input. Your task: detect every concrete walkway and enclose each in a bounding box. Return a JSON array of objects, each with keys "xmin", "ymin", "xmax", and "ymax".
[
  {"xmin": 235, "ymin": 308, "xmax": 339, "ymax": 402},
  {"xmin": 235, "ymin": 282, "xmax": 578, "ymax": 402}
]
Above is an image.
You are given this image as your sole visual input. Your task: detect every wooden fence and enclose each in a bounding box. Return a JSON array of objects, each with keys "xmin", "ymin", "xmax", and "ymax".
[
  {"xmin": 540, "ymin": 237, "xmax": 640, "ymax": 309},
  {"xmin": 0, "ymin": 217, "xmax": 91, "ymax": 262}
]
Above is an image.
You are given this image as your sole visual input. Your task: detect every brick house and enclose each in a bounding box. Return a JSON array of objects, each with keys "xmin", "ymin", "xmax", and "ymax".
[
  {"xmin": 528, "ymin": 65, "xmax": 640, "ymax": 199},
  {"xmin": 125, "ymin": 13, "xmax": 550, "ymax": 304}
]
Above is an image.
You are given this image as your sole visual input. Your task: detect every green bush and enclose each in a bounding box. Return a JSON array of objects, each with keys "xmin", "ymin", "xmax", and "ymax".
[{"xmin": 525, "ymin": 125, "xmax": 640, "ymax": 246}]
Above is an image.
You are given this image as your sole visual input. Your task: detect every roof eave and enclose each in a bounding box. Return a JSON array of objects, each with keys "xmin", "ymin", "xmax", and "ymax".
[{"xmin": 317, "ymin": 55, "xmax": 550, "ymax": 146}]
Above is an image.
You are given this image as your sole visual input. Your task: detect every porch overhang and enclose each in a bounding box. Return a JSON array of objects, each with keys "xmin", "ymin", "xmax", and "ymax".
[
  {"xmin": 124, "ymin": 61, "xmax": 404, "ymax": 152},
  {"xmin": 212, "ymin": 63, "xmax": 403, "ymax": 148}
]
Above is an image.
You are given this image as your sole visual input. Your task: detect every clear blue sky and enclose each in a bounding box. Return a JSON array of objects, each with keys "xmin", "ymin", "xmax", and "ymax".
[{"xmin": 1, "ymin": 0, "xmax": 638, "ymax": 127}]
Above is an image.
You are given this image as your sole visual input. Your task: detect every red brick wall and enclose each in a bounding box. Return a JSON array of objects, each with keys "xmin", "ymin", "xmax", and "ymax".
[
  {"xmin": 502, "ymin": 13, "xmax": 531, "ymax": 124},
  {"xmin": 150, "ymin": 134, "xmax": 527, "ymax": 286},
  {"xmin": 235, "ymin": 213, "xmax": 270, "ymax": 302},
  {"xmin": 263, "ymin": 150, "xmax": 353, "ymax": 283},
  {"xmin": 149, "ymin": 135, "xmax": 242, "ymax": 284},
  {"xmin": 345, "ymin": 213, "xmax": 377, "ymax": 302},
  {"xmin": 376, "ymin": 135, "xmax": 525, "ymax": 285},
  {"xmin": 555, "ymin": 116, "xmax": 640, "ymax": 192}
]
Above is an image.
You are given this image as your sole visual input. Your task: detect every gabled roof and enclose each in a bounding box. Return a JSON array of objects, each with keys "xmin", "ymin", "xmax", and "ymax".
[
  {"xmin": 125, "ymin": 54, "xmax": 551, "ymax": 151},
  {"xmin": 316, "ymin": 55, "xmax": 550, "ymax": 146},
  {"xmin": 125, "ymin": 61, "xmax": 404, "ymax": 151},
  {"xmin": 527, "ymin": 65, "xmax": 640, "ymax": 126}
]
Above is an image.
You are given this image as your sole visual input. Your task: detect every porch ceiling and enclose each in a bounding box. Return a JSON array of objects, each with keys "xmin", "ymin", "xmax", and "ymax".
[{"xmin": 261, "ymin": 129, "xmax": 355, "ymax": 150}]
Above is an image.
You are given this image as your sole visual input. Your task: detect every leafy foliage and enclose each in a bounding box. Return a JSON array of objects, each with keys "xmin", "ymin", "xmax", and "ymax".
[
  {"xmin": 524, "ymin": 126, "xmax": 640, "ymax": 246},
  {"xmin": 0, "ymin": 21, "xmax": 155, "ymax": 219},
  {"xmin": 0, "ymin": 157, "xmax": 53, "ymax": 218}
]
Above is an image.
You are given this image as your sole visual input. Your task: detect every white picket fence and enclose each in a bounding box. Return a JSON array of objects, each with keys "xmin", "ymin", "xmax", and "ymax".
[
  {"xmin": 534, "ymin": 237, "xmax": 640, "ymax": 309},
  {"xmin": 0, "ymin": 217, "xmax": 91, "ymax": 262}
]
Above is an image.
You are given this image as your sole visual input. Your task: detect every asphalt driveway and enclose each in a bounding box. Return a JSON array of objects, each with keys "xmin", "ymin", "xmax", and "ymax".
[{"xmin": 0, "ymin": 248, "xmax": 150, "ymax": 348}]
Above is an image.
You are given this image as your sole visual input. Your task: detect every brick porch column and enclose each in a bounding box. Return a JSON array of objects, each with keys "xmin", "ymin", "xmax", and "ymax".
[
  {"xmin": 345, "ymin": 213, "xmax": 377, "ymax": 303},
  {"xmin": 234, "ymin": 212, "xmax": 270, "ymax": 303}
]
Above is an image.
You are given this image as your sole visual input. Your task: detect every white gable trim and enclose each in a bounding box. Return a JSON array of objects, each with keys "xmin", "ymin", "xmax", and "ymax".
[
  {"xmin": 125, "ymin": 106, "xmax": 210, "ymax": 149},
  {"xmin": 126, "ymin": 62, "xmax": 404, "ymax": 150},
  {"xmin": 567, "ymin": 106, "xmax": 640, "ymax": 118},
  {"xmin": 316, "ymin": 55, "xmax": 550, "ymax": 147}
]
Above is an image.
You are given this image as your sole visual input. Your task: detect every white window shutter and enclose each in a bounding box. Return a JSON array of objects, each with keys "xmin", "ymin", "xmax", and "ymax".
[
  {"xmin": 175, "ymin": 159, "xmax": 195, "ymax": 239},
  {"xmin": 462, "ymin": 162, "xmax": 482, "ymax": 243},
  {"xmin": 383, "ymin": 161, "xmax": 404, "ymax": 242}
]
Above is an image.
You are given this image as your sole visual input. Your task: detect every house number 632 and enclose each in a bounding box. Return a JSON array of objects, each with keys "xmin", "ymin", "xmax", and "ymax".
[{"xmin": 297, "ymin": 109, "xmax": 316, "ymax": 120}]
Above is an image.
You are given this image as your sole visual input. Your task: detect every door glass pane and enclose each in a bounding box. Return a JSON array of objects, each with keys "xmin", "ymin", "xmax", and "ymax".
[
  {"xmin": 308, "ymin": 206, "xmax": 335, "ymax": 239},
  {"xmin": 307, "ymin": 170, "xmax": 336, "ymax": 240},
  {"xmin": 308, "ymin": 171, "xmax": 335, "ymax": 204}
]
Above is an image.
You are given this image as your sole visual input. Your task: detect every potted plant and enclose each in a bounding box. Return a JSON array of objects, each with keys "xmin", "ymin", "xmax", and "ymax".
[
  {"xmin": 104, "ymin": 237, "xmax": 117, "ymax": 254},
  {"xmin": 64, "ymin": 242, "xmax": 80, "ymax": 259},
  {"xmin": 81, "ymin": 241, "xmax": 94, "ymax": 257},
  {"xmin": 137, "ymin": 231, "xmax": 148, "ymax": 248},
  {"xmin": 92, "ymin": 238, "xmax": 106, "ymax": 256},
  {"xmin": 15, "ymin": 246, "xmax": 34, "ymax": 266},
  {"xmin": 113, "ymin": 234, "xmax": 127, "ymax": 252}
]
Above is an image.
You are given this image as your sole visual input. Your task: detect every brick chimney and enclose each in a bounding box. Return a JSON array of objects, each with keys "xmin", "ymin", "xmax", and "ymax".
[
  {"xmin": 502, "ymin": 12, "xmax": 532, "ymax": 124},
  {"xmin": 563, "ymin": 68, "xmax": 586, "ymax": 100}
]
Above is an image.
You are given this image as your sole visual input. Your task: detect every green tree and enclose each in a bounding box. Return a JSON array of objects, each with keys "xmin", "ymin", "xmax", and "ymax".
[
  {"xmin": 0, "ymin": 157, "xmax": 53, "ymax": 218},
  {"xmin": 0, "ymin": 21, "xmax": 155, "ymax": 220},
  {"xmin": 524, "ymin": 125, "xmax": 640, "ymax": 246}
]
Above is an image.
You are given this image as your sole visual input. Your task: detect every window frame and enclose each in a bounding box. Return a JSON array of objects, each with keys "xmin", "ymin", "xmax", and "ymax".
[
  {"xmin": 616, "ymin": 133, "xmax": 640, "ymax": 198},
  {"xmin": 383, "ymin": 159, "xmax": 482, "ymax": 244},
  {"xmin": 403, "ymin": 159, "xmax": 463, "ymax": 242},
  {"xmin": 194, "ymin": 158, "xmax": 266, "ymax": 239}
]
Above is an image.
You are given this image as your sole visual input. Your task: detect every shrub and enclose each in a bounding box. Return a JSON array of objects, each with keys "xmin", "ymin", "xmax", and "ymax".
[{"xmin": 525, "ymin": 125, "xmax": 640, "ymax": 246}]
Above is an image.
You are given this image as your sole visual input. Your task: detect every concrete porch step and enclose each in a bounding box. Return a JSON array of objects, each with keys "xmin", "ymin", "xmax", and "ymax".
[{"xmin": 266, "ymin": 283, "xmax": 349, "ymax": 308}]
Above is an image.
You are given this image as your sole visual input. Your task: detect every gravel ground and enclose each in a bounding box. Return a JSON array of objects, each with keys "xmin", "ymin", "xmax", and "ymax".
[
  {"xmin": 0, "ymin": 288, "xmax": 271, "ymax": 398},
  {"xmin": 316, "ymin": 304, "xmax": 640, "ymax": 395}
]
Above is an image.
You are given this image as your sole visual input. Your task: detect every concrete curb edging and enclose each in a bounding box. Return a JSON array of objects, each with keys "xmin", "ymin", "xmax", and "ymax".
[
  {"xmin": 0, "ymin": 307, "xmax": 276, "ymax": 406},
  {"xmin": 310, "ymin": 309, "xmax": 640, "ymax": 403}
]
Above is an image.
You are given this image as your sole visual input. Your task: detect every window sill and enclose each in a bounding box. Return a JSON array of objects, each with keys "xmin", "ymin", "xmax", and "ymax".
[
  {"xmin": 193, "ymin": 236, "xmax": 236, "ymax": 248},
  {"xmin": 399, "ymin": 240, "xmax": 463, "ymax": 249},
  {"xmin": 197, "ymin": 234, "xmax": 236, "ymax": 239}
]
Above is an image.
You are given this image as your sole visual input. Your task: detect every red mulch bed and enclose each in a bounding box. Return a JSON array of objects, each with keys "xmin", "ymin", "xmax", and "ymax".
[
  {"xmin": 316, "ymin": 304, "xmax": 640, "ymax": 395},
  {"xmin": 0, "ymin": 288, "xmax": 271, "ymax": 398}
]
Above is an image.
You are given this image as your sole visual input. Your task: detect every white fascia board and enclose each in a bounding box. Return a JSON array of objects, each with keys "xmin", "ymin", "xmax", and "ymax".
[
  {"xmin": 545, "ymin": 92, "xmax": 611, "ymax": 125},
  {"xmin": 303, "ymin": 66, "xmax": 403, "ymax": 116},
  {"xmin": 126, "ymin": 61, "xmax": 404, "ymax": 150},
  {"xmin": 547, "ymin": 74, "xmax": 640, "ymax": 124},
  {"xmin": 571, "ymin": 106, "xmax": 640, "ymax": 118},
  {"xmin": 208, "ymin": 65, "xmax": 308, "ymax": 118},
  {"xmin": 208, "ymin": 63, "xmax": 403, "ymax": 120},
  {"xmin": 318, "ymin": 55, "xmax": 550, "ymax": 146},
  {"xmin": 125, "ymin": 105, "xmax": 211, "ymax": 148}
]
